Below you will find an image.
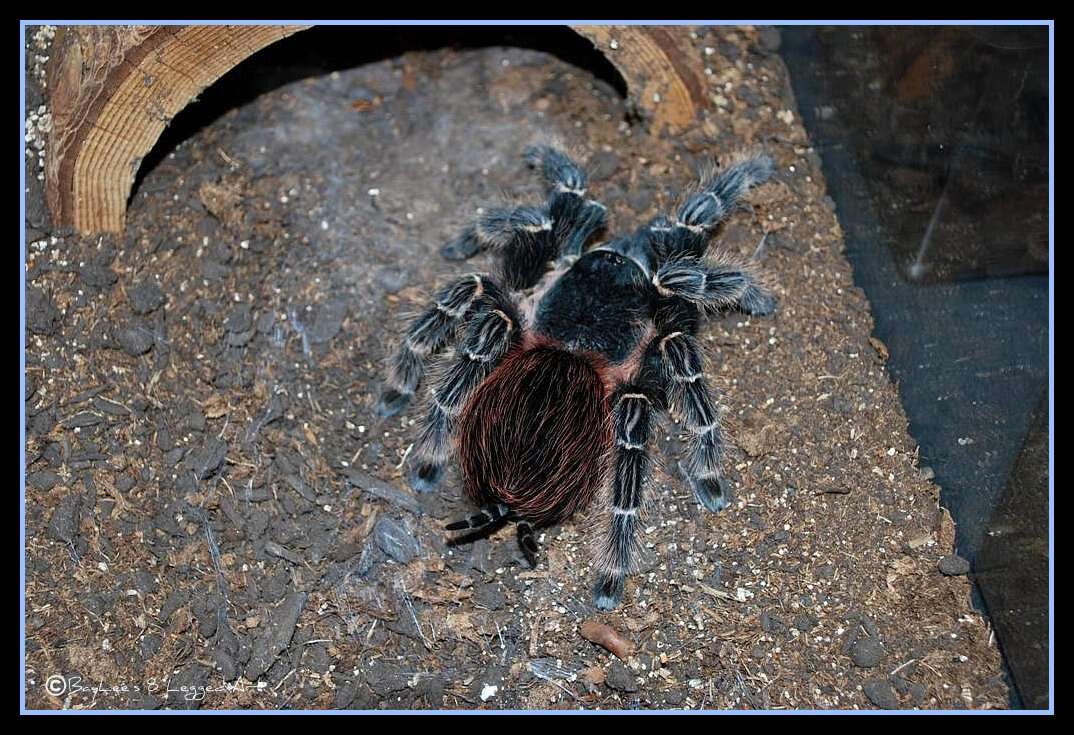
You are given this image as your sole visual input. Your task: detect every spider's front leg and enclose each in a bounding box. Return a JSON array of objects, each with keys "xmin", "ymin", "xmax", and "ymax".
[
  {"xmin": 376, "ymin": 273, "xmax": 491, "ymax": 417},
  {"xmin": 440, "ymin": 205, "xmax": 552, "ymax": 262},
  {"xmin": 525, "ymin": 144, "xmax": 607, "ymax": 259},
  {"xmin": 593, "ymin": 387, "xmax": 658, "ymax": 610},
  {"xmin": 407, "ymin": 289, "xmax": 521, "ymax": 492},
  {"xmin": 653, "ymin": 255, "xmax": 777, "ymax": 317},
  {"xmin": 441, "ymin": 146, "xmax": 607, "ymax": 283},
  {"xmin": 648, "ymin": 153, "xmax": 775, "ymax": 260}
]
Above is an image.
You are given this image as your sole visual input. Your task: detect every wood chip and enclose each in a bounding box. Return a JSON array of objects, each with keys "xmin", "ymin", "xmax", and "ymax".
[{"xmin": 869, "ymin": 336, "xmax": 890, "ymax": 361}]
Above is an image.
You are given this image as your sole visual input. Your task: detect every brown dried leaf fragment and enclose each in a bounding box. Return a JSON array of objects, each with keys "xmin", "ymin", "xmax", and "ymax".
[
  {"xmin": 739, "ymin": 424, "xmax": 772, "ymax": 457},
  {"xmin": 203, "ymin": 393, "xmax": 228, "ymax": 419},
  {"xmin": 580, "ymin": 666, "xmax": 607, "ymax": 685},
  {"xmin": 580, "ymin": 619, "xmax": 634, "ymax": 659},
  {"xmin": 198, "ymin": 178, "xmax": 245, "ymax": 230}
]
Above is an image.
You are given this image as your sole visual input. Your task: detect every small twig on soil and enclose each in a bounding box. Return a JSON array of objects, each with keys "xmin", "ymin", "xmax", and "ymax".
[
  {"xmin": 918, "ymin": 658, "xmax": 944, "ymax": 678},
  {"xmin": 547, "ymin": 677, "xmax": 581, "ymax": 703},
  {"xmin": 396, "ymin": 443, "xmax": 413, "ymax": 470},
  {"xmin": 890, "ymin": 658, "xmax": 917, "ymax": 677},
  {"xmin": 752, "ymin": 232, "xmax": 770, "ymax": 260},
  {"xmin": 396, "ymin": 580, "xmax": 431, "ymax": 651},
  {"xmin": 699, "ymin": 583, "xmax": 744, "ymax": 603},
  {"xmin": 288, "ymin": 307, "xmax": 313, "ymax": 364},
  {"xmin": 495, "ymin": 619, "xmax": 506, "ymax": 663},
  {"xmin": 199, "ymin": 507, "xmax": 232, "ymax": 632},
  {"xmin": 273, "ymin": 668, "xmax": 296, "ymax": 692},
  {"xmin": 528, "ymin": 614, "xmax": 542, "ymax": 658},
  {"xmin": 217, "ymin": 148, "xmax": 240, "ymax": 170}
]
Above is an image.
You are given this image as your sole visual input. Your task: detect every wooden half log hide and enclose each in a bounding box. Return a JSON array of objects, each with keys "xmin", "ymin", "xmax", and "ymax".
[{"xmin": 45, "ymin": 24, "xmax": 707, "ymax": 234}]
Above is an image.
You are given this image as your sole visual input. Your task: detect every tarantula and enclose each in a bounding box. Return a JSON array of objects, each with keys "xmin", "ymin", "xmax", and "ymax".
[{"xmin": 375, "ymin": 144, "xmax": 777, "ymax": 610}]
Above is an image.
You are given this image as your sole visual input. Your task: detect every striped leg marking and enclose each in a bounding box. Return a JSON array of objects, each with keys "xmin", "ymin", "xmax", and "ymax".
[
  {"xmin": 660, "ymin": 153, "xmax": 776, "ymax": 259},
  {"xmin": 441, "ymin": 205, "xmax": 553, "ymax": 261},
  {"xmin": 593, "ymin": 389, "xmax": 654, "ymax": 611},
  {"xmin": 445, "ymin": 502, "xmax": 512, "ymax": 532},
  {"xmin": 525, "ymin": 145, "xmax": 607, "ymax": 259},
  {"xmin": 653, "ymin": 256, "xmax": 776, "ymax": 317},
  {"xmin": 517, "ymin": 521, "xmax": 539, "ymax": 568},
  {"xmin": 407, "ymin": 305, "xmax": 518, "ymax": 492},
  {"xmin": 377, "ymin": 274, "xmax": 485, "ymax": 417},
  {"xmin": 659, "ymin": 332, "xmax": 732, "ymax": 513}
]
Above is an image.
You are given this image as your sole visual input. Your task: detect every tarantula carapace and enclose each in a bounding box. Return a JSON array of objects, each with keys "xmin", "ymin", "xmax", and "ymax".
[{"xmin": 376, "ymin": 144, "xmax": 778, "ymax": 610}]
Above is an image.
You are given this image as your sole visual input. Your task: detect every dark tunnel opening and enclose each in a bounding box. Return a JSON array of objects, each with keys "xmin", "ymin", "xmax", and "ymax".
[{"xmin": 130, "ymin": 25, "xmax": 629, "ymax": 202}]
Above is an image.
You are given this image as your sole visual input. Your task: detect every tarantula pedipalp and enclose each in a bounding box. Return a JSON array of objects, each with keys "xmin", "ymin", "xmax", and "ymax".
[{"xmin": 376, "ymin": 144, "xmax": 778, "ymax": 610}]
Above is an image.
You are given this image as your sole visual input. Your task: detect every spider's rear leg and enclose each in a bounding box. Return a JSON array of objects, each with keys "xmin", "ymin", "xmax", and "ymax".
[
  {"xmin": 376, "ymin": 273, "xmax": 489, "ymax": 417},
  {"xmin": 445, "ymin": 502, "xmax": 512, "ymax": 532},
  {"xmin": 516, "ymin": 521, "xmax": 539, "ymax": 568},
  {"xmin": 444, "ymin": 506, "xmax": 539, "ymax": 568},
  {"xmin": 592, "ymin": 388, "xmax": 657, "ymax": 610},
  {"xmin": 407, "ymin": 295, "xmax": 520, "ymax": 492},
  {"xmin": 658, "ymin": 331, "xmax": 733, "ymax": 512},
  {"xmin": 444, "ymin": 503, "xmax": 516, "ymax": 553}
]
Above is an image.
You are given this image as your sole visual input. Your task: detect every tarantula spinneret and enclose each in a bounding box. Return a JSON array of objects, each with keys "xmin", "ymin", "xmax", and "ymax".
[{"xmin": 376, "ymin": 144, "xmax": 778, "ymax": 610}]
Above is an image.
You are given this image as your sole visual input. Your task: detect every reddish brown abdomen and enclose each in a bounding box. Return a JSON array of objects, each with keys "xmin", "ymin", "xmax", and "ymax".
[{"xmin": 456, "ymin": 345, "xmax": 612, "ymax": 527}]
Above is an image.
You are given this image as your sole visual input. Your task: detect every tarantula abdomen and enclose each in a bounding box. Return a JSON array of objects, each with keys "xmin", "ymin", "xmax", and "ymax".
[{"xmin": 456, "ymin": 341, "xmax": 613, "ymax": 528}]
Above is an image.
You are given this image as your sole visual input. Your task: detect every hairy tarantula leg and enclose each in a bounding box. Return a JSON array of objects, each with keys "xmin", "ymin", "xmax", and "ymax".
[
  {"xmin": 516, "ymin": 521, "xmax": 539, "ymax": 568},
  {"xmin": 440, "ymin": 204, "xmax": 564, "ymax": 290},
  {"xmin": 440, "ymin": 205, "xmax": 552, "ymax": 261},
  {"xmin": 376, "ymin": 274, "xmax": 488, "ymax": 417},
  {"xmin": 524, "ymin": 145, "xmax": 608, "ymax": 258},
  {"xmin": 408, "ymin": 298, "xmax": 520, "ymax": 492},
  {"xmin": 661, "ymin": 153, "xmax": 775, "ymax": 258},
  {"xmin": 593, "ymin": 388, "xmax": 656, "ymax": 611},
  {"xmin": 652, "ymin": 256, "xmax": 777, "ymax": 316},
  {"xmin": 445, "ymin": 502, "xmax": 512, "ymax": 532},
  {"xmin": 558, "ymin": 199, "xmax": 608, "ymax": 259},
  {"xmin": 524, "ymin": 144, "xmax": 588, "ymax": 194},
  {"xmin": 658, "ymin": 331, "xmax": 732, "ymax": 513}
]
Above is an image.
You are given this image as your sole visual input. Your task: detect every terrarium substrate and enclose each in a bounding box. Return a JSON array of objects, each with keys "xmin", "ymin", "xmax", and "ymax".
[{"xmin": 23, "ymin": 26, "xmax": 1008, "ymax": 710}]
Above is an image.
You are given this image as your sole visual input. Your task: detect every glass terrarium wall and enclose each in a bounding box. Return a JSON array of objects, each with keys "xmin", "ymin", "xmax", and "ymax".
[{"xmin": 779, "ymin": 26, "xmax": 1049, "ymax": 709}]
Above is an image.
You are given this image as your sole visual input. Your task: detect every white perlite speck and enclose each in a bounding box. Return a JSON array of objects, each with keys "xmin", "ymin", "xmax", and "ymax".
[{"xmin": 480, "ymin": 684, "xmax": 498, "ymax": 701}]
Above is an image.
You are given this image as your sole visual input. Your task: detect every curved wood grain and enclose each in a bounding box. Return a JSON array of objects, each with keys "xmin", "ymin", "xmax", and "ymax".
[
  {"xmin": 46, "ymin": 25, "xmax": 310, "ymax": 233},
  {"xmin": 45, "ymin": 25, "xmax": 703, "ymax": 234},
  {"xmin": 572, "ymin": 26, "xmax": 707, "ymax": 133}
]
